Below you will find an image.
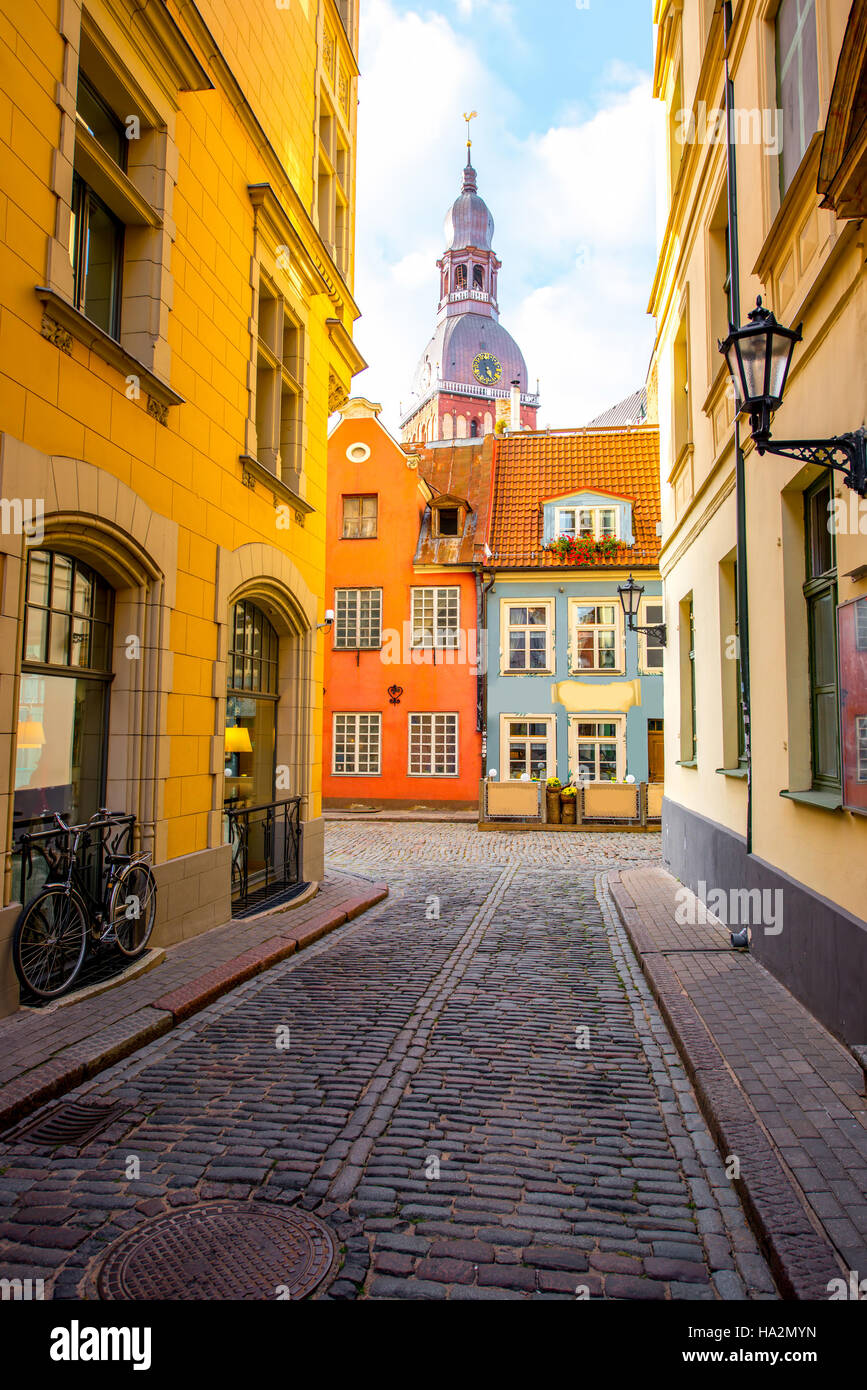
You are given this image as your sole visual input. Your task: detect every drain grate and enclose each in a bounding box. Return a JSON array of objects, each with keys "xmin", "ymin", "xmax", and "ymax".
[
  {"xmin": 2, "ymin": 1097, "xmax": 126, "ymax": 1149},
  {"xmin": 97, "ymin": 1201, "xmax": 336, "ymax": 1300}
]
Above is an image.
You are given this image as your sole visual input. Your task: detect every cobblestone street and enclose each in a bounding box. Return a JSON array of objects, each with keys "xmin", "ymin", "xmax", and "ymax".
[{"xmin": 0, "ymin": 825, "xmax": 777, "ymax": 1301}]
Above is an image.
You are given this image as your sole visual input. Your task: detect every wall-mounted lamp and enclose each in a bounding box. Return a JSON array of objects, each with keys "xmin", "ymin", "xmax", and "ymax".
[
  {"xmin": 617, "ymin": 574, "xmax": 667, "ymax": 646},
  {"xmin": 720, "ymin": 296, "xmax": 867, "ymax": 495}
]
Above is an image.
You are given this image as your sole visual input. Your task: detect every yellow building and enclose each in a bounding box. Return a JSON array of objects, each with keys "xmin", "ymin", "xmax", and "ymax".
[
  {"xmin": 0, "ymin": 0, "xmax": 366, "ymax": 1014},
  {"xmin": 649, "ymin": 0, "xmax": 866, "ymax": 1043}
]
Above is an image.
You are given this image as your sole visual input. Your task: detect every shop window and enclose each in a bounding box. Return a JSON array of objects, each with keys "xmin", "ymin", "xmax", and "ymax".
[
  {"xmin": 571, "ymin": 718, "xmax": 624, "ymax": 783},
  {"xmin": 14, "ymin": 550, "xmax": 114, "ymax": 830},
  {"xmin": 225, "ymin": 600, "xmax": 278, "ymax": 808},
  {"xmin": 504, "ymin": 719, "xmax": 553, "ymax": 780}
]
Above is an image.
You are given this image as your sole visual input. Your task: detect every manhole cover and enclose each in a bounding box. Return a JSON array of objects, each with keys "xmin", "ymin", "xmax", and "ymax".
[
  {"xmin": 97, "ymin": 1201, "xmax": 336, "ymax": 1300},
  {"xmin": 3, "ymin": 1098, "xmax": 126, "ymax": 1148}
]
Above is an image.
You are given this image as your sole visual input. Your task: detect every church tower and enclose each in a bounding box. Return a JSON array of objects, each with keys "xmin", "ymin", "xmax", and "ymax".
[{"xmin": 400, "ymin": 136, "xmax": 539, "ymax": 444}]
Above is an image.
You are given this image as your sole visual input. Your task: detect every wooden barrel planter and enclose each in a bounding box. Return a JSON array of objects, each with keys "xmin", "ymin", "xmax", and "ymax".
[
  {"xmin": 546, "ymin": 788, "xmax": 562, "ymax": 823},
  {"xmin": 560, "ymin": 792, "xmax": 578, "ymax": 825}
]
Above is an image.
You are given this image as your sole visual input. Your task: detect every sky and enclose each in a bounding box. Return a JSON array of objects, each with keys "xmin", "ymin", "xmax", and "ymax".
[{"xmin": 351, "ymin": 0, "xmax": 660, "ymax": 434}]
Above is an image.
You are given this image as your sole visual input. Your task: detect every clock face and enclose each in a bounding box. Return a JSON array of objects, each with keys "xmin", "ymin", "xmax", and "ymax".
[{"xmin": 472, "ymin": 351, "xmax": 502, "ymax": 386}]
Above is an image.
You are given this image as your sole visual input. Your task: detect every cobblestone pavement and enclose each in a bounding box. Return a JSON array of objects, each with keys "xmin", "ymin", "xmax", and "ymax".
[{"xmin": 0, "ymin": 826, "xmax": 776, "ymax": 1301}]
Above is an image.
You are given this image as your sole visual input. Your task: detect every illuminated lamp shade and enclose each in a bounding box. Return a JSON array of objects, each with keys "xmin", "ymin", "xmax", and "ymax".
[
  {"xmin": 17, "ymin": 720, "xmax": 46, "ymax": 749},
  {"xmin": 224, "ymin": 725, "xmax": 253, "ymax": 755}
]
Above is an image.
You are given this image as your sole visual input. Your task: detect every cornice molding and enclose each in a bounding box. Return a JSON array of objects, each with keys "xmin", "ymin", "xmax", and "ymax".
[
  {"xmin": 175, "ymin": 2, "xmax": 361, "ymax": 323},
  {"xmin": 325, "ymin": 316, "xmax": 368, "ymax": 379}
]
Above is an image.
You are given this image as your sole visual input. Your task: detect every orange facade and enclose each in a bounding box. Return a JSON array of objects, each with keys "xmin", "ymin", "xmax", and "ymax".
[{"xmin": 323, "ymin": 403, "xmax": 482, "ymax": 807}]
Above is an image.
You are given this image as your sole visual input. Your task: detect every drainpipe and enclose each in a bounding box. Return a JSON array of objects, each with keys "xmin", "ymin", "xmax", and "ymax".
[
  {"xmin": 724, "ymin": 0, "xmax": 753, "ymax": 855},
  {"xmin": 480, "ymin": 567, "xmax": 496, "ymax": 772}
]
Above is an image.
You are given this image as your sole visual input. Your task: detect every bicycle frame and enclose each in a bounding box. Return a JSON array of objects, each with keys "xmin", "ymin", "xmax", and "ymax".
[{"xmin": 17, "ymin": 812, "xmax": 143, "ymax": 946}]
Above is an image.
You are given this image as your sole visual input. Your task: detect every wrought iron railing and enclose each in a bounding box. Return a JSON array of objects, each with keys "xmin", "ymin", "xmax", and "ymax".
[{"xmin": 223, "ymin": 797, "xmax": 302, "ymax": 914}]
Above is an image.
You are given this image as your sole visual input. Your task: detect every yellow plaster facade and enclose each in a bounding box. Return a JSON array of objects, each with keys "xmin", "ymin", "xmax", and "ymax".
[{"xmin": 0, "ymin": 0, "xmax": 366, "ymax": 1014}]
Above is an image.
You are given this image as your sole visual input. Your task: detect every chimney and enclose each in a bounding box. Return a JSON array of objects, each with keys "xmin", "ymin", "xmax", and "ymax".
[{"xmin": 510, "ymin": 379, "xmax": 521, "ymax": 432}]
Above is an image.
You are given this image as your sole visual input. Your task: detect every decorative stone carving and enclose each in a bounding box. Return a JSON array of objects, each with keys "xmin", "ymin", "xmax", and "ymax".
[
  {"xmin": 328, "ymin": 372, "xmax": 348, "ymax": 413},
  {"xmin": 147, "ymin": 396, "xmax": 169, "ymax": 426},
  {"xmin": 40, "ymin": 314, "xmax": 72, "ymax": 354}
]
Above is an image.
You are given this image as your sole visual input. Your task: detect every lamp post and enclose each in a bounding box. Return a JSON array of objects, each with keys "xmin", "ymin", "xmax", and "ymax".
[
  {"xmin": 617, "ymin": 574, "xmax": 667, "ymax": 647},
  {"xmin": 720, "ymin": 296, "xmax": 867, "ymax": 496}
]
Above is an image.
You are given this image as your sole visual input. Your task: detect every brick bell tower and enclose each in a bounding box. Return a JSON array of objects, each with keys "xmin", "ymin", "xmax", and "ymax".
[{"xmin": 400, "ymin": 124, "xmax": 539, "ymax": 444}]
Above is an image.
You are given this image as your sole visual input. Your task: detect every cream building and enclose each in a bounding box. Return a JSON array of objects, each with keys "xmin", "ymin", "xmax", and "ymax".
[
  {"xmin": 649, "ymin": 0, "xmax": 866, "ymax": 1043},
  {"xmin": 0, "ymin": 1, "xmax": 365, "ymax": 1014}
]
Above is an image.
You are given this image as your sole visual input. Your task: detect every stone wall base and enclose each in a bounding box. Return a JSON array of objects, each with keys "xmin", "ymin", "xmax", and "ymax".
[
  {"xmin": 662, "ymin": 797, "xmax": 867, "ymax": 1046},
  {"xmin": 0, "ymin": 903, "xmax": 21, "ymax": 1019},
  {"xmin": 301, "ymin": 815, "xmax": 324, "ymax": 884},
  {"xmin": 152, "ymin": 844, "xmax": 232, "ymax": 949}
]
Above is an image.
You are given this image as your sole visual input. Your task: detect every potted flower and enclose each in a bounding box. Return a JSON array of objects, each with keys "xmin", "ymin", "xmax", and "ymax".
[
  {"xmin": 545, "ymin": 777, "xmax": 562, "ymax": 823},
  {"xmin": 560, "ymin": 783, "xmax": 578, "ymax": 825}
]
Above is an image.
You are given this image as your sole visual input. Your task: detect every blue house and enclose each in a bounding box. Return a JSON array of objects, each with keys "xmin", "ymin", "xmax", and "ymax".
[{"xmin": 483, "ymin": 425, "xmax": 663, "ymax": 787}]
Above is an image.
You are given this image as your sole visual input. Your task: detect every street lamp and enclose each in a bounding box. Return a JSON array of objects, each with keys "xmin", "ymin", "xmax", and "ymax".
[
  {"xmin": 719, "ymin": 296, "xmax": 867, "ymax": 495},
  {"xmin": 617, "ymin": 574, "xmax": 667, "ymax": 647}
]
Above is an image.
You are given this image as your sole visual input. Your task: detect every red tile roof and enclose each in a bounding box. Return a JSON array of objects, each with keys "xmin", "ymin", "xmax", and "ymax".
[{"xmin": 488, "ymin": 425, "xmax": 661, "ymax": 570}]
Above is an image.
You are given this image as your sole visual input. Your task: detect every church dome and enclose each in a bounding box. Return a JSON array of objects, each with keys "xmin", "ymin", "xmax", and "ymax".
[
  {"xmin": 411, "ymin": 314, "xmax": 528, "ymax": 398},
  {"xmin": 443, "ymin": 160, "xmax": 494, "ymax": 250}
]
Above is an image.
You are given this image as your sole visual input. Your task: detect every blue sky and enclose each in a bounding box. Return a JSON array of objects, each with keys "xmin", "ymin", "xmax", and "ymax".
[{"xmin": 352, "ymin": 0, "xmax": 660, "ymax": 432}]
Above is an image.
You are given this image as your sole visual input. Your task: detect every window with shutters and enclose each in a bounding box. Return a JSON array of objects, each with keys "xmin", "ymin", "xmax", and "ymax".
[{"xmin": 334, "ymin": 588, "xmax": 382, "ymax": 649}]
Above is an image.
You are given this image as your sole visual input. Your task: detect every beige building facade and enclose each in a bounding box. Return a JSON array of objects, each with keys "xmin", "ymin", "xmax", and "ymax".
[{"xmin": 649, "ymin": 0, "xmax": 866, "ymax": 1043}]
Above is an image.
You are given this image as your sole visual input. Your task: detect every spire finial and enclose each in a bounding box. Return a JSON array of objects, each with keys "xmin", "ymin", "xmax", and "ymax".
[{"xmin": 463, "ymin": 110, "xmax": 478, "ymax": 159}]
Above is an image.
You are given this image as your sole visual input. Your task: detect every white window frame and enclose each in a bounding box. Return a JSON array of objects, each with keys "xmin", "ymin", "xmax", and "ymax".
[
  {"xmin": 411, "ymin": 586, "xmax": 460, "ymax": 649},
  {"xmin": 555, "ymin": 506, "xmax": 620, "ymax": 541},
  {"xmin": 568, "ymin": 714, "xmax": 626, "ymax": 783},
  {"xmin": 638, "ymin": 597, "xmax": 665, "ymax": 674},
  {"xmin": 501, "ymin": 598, "xmax": 554, "ymax": 674},
  {"xmin": 568, "ymin": 597, "xmax": 624, "ymax": 674},
  {"xmin": 499, "ymin": 715, "xmax": 556, "ymax": 782},
  {"xmin": 407, "ymin": 712, "xmax": 459, "ymax": 777},
  {"xmin": 332, "ymin": 712, "xmax": 382, "ymax": 775},
  {"xmin": 334, "ymin": 587, "xmax": 382, "ymax": 649}
]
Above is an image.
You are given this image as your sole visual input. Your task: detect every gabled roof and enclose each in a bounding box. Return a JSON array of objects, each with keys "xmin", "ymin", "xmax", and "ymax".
[
  {"xmin": 586, "ymin": 387, "xmax": 648, "ymax": 429},
  {"xmin": 414, "ymin": 436, "xmax": 495, "ymax": 566},
  {"xmin": 488, "ymin": 426, "xmax": 661, "ymax": 570}
]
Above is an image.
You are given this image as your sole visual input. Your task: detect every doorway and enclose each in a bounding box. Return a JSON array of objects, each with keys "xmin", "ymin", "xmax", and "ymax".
[{"xmin": 648, "ymin": 718, "xmax": 664, "ymax": 782}]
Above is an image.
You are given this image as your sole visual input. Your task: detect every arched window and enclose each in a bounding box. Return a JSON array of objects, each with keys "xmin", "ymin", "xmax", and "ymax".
[
  {"xmin": 225, "ymin": 600, "xmax": 278, "ymax": 807},
  {"xmin": 15, "ymin": 550, "xmax": 114, "ymax": 829},
  {"xmin": 473, "ymin": 265, "xmax": 484, "ymax": 290},
  {"xmin": 470, "ymin": 418, "xmax": 480, "ymax": 438},
  {"xmin": 454, "ymin": 264, "xmax": 467, "ymax": 291}
]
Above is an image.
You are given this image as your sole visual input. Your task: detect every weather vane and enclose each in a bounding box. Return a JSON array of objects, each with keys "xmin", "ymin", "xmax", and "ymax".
[{"xmin": 463, "ymin": 110, "xmax": 478, "ymax": 150}]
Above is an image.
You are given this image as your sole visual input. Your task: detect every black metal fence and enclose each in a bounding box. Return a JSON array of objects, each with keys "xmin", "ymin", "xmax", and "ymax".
[{"xmin": 224, "ymin": 797, "xmax": 302, "ymax": 915}]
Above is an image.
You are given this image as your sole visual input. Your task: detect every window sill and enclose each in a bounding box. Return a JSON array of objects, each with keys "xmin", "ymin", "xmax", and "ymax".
[
  {"xmin": 36, "ymin": 287, "xmax": 183, "ymax": 415},
  {"xmin": 716, "ymin": 766, "xmax": 748, "ymax": 779},
  {"xmin": 332, "ymin": 646, "xmax": 383, "ymax": 653},
  {"xmin": 779, "ymin": 788, "xmax": 843, "ymax": 812},
  {"xmin": 675, "ymin": 759, "xmax": 697, "ymax": 768},
  {"xmin": 239, "ymin": 455, "xmax": 314, "ymax": 515}
]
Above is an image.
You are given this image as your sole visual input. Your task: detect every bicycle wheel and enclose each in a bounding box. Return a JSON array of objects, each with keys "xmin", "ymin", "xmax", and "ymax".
[
  {"xmin": 109, "ymin": 861, "xmax": 157, "ymax": 957},
  {"xmin": 12, "ymin": 888, "xmax": 88, "ymax": 999}
]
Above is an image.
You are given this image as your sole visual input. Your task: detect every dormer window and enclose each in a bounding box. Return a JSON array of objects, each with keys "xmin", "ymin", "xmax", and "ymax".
[
  {"xmin": 434, "ymin": 505, "xmax": 461, "ymax": 537},
  {"xmin": 556, "ymin": 506, "xmax": 619, "ymax": 541}
]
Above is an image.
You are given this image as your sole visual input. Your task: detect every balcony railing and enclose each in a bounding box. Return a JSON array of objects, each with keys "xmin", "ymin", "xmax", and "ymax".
[{"xmin": 224, "ymin": 797, "xmax": 302, "ymax": 916}]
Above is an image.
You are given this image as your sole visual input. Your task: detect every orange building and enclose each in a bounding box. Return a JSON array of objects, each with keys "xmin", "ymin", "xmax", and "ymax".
[{"xmin": 323, "ymin": 399, "xmax": 490, "ymax": 808}]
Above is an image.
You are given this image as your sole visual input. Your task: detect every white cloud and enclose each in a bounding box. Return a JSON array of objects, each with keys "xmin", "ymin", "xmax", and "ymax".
[{"xmin": 352, "ymin": 1, "xmax": 656, "ymax": 433}]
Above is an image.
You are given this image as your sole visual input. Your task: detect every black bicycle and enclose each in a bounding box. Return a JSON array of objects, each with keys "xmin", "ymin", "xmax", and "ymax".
[{"xmin": 12, "ymin": 809, "xmax": 157, "ymax": 1000}]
